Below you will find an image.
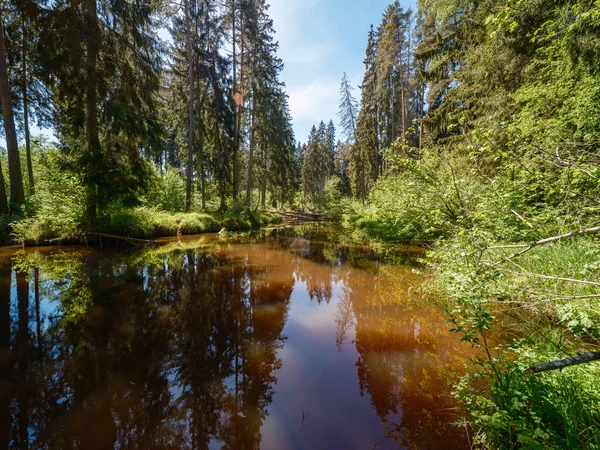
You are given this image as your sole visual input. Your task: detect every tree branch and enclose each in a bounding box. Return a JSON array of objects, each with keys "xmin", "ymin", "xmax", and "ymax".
[
  {"xmin": 492, "ymin": 225, "xmax": 600, "ymax": 266},
  {"xmin": 504, "ymin": 270, "xmax": 600, "ymax": 287},
  {"xmin": 524, "ymin": 351, "xmax": 600, "ymax": 374},
  {"xmin": 86, "ymin": 232, "xmax": 158, "ymax": 246}
]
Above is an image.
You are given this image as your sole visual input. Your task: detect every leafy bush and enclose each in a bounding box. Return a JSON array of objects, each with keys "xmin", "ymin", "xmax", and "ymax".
[
  {"xmin": 12, "ymin": 148, "xmax": 84, "ymax": 244},
  {"xmin": 145, "ymin": 165, "xmax": 187, "ymax": 212},
  {"xmin": 101, "ymin": 206, "xmax": 222, "ymax": 237}
]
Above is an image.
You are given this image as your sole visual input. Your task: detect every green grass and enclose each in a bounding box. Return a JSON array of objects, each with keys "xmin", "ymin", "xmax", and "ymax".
[
  {"xmin": 101, "ymin": 207, "xmax": 222, "ymax": 238},
  {"xmin": 10, "ymin": 206, "xmax": 283, "ymax": 245}
]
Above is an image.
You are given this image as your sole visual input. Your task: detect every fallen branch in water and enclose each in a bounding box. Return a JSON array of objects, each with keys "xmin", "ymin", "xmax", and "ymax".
[
  {"xmin": 86, "ymin": 232, "xmax": 159, "ymax": 246},
  {"xmin": 524, "ymin": 351, "xmax": 600, "ymax": 374}
]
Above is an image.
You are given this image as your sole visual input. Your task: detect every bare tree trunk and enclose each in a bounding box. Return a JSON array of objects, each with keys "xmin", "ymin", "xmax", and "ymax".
[
  {"xmin": 185, "ymin": 0, "xmax": 194, "ymax": 211},
  {"xmin": 399, "ymin": 46, "xmax": 406, "ymax": 146},
  {"xmin": 236, "ymin": 20, "xmax": 245, "ymax": 201},
  {"xmin": 231, "ymin": 0, "xmax": 240, "ymax": 202},
  {"xmin": 0, "ymin": 8, "xmax": 24, "ymax": 211},
  {"xmin": 261, "ymin": 148, "xmax": 266, "ymax": 208},
  {"xmin": 246, "ymin": 95, "xmax": 255, "ymax": 204},
  {"xmin": 83, "ymin": 0, "xmax": 100, "ymax": 227},
  {"xmin": 22, "ymin": 20, "xmax": 33, "ymax": 195},
  {"xmin": 0, "ymin": 158, "xmax": 8, "ymax": 215},
  {"xmin": 391, "ymin": 77, "xmax": 395, "ymax": 143},
  {"xmin": 419, "ymin": 79, "xmax": 424, "ymax": 150}
]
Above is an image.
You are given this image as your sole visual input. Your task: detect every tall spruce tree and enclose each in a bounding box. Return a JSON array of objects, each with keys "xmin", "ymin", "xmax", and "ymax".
[
  {"xmin": 40, "ymin": 0, "xmax": 163, "ymax": 226},
  {"xmin": 0, "ymin": 6, "xmax": 24, "ymax": 210},
  {"xmin": 325, "ymin": 120, "xmax": 336, "ymax": 177},
  {"xmin": 338, "ymin": 72, "xmax": 359, "ymax": 141},
  {"xmin": 351, "ymin": 25, "xmax": 379, "ymax": 200}
]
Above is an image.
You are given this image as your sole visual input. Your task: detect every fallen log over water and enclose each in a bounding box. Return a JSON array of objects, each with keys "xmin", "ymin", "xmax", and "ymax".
[
  {"xmin": 86, "ymin": 232, "xmax": 159, "ymax": 246},
  {"xmin": 267, "ymin": 210, "xmax": 323, "ymax": 222}
]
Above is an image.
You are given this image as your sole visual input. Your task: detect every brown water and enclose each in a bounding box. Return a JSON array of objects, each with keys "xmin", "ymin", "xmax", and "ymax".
[{"xmin": 0, "ymin": 226, "xmax": 473, "ymax": 449}]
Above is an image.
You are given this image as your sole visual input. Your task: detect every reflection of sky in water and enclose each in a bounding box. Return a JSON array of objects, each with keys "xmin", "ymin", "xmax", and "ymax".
[
  {"xmin": 9, "ymin": 271, "xmax": 63, "ymax": 333},
  {"xmin": 2, "ymin": 228, "xmax": 472, "ymax": 450},
  {"xmin": 260, "ymin": 279, "xmax": 399, "ymax": 450}
]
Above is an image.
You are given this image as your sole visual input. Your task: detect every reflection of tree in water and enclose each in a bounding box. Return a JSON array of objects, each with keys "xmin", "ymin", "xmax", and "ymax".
[
  {"xmin": 0, "ymin": 242, "xmax": 293, "ymax": 450},
  {"xmin": 348, "ymin": 267, "xmax": 470, "ymax": 449},
  {"xmin": 335, "ymin": 287, "xmax": 354, "ymax": 353}
]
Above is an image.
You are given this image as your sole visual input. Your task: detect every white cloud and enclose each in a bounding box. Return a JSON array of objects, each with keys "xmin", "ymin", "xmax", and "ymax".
[{"xmin": 288, "ymin": 79, "xmax": 339, "ymax": 123}]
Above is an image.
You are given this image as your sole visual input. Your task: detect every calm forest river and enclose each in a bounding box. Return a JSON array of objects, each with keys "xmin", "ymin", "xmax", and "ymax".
[{"xmin": 0, "ymin": 226, "xmax": 474, "ymax": 449}]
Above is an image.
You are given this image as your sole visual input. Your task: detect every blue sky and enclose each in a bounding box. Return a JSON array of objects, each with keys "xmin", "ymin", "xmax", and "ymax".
[{"xmin": 270, "ymin": 0, "xmax": 417, "ymax": 143}]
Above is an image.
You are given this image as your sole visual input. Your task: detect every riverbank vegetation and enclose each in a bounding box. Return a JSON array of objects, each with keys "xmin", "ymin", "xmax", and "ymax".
[
  {"xmin": 330, "ymin": 0, "xmax": 600, "ymax": 448},
  {"xmin": 2, "ymin": 0, "xmax": 600, "ymax": 447}
]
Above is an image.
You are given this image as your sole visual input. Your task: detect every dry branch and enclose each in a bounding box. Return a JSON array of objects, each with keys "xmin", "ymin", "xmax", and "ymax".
[
  {"xmin": 87, "ymin": 232, "xmax": 159, "ymax": 246},
  {"xmin": 524, "ymin": 351, "xmax": 600, "ymax": 374},
  {"xmin": 487, "ymin": 293, "xmax": 600, "ymax": 305},
  {"xmin": 504, "ymin": 270, "xmax": 600, "ymax": 287},
  {"xmin": 491, "ymin": 225, "xmax": 600, "ymax": 266}
]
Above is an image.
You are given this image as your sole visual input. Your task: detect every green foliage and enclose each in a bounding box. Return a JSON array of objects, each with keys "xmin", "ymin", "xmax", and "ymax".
[
  {"xmin": 347, "ymin": 148, "xmax": 480, "ymax": 244},
  {"xmin": 100, "ymin": 206, "xmax": 221, "ymax": 238},
  {"xmin": 455, "ymin": 345, "xmax": 600, "ymax": 449},
  {"xmin": 340, "ymin": 0, "xmax": 600, "ymax": 446},
  {"xmin": 146, "ymin": 165, "xmax": 187, "ymax": 213},
  {"xmin": 12, "ymin": 148, "xmax": 84, "ymax": 244}
]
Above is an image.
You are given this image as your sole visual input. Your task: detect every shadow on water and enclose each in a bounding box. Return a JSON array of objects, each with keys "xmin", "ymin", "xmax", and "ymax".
[{"xmin": 0, "ymin": 225, "xmax": 473, "ymax": 449}]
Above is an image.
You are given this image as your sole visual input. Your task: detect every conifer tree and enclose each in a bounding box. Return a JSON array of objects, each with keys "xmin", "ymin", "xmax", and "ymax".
[
  {"xmin": 0, "ymin": 7, "xmax": 24, "ymax": 210},
  {"xmin": 301, "ymin": 126, "xmax": 322, "ymax": 200},
  {"xmin": 40, "ymin": 0, "xmax": 163, "ymax": 225},
  {"xmin": 338, "ymin": 72, "xmax": 358, "ymax": 141},
  {"xmin": 325, "ymin": 120, "xmax": 336, "ymax": 177},
  {"xmin": 351, "ymin": 25, "xmax": 379, "ymax": 200}
]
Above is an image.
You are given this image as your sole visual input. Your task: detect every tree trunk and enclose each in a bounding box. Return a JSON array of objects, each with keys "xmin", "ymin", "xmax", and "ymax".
[
  {"xmin": 399, "ymin": 46, "xmax": 406, "ymax": 146},
  {"xmin": 197, "ymin": 132, "xmax": 206, "ymax": 210},
  {"xmin": 22, "ymin": 20, "xmax": 33, "ymax": 195},
  {"xmin": 83, "ymin": 0, "xmax": 100, "ymax": 227},
  {"xmin": 185, "ymin": 0, "xmax": 194, "ymax": 211},
  {"xmin": 245, "ymin": 96, "xmax": 255, "ymax": 204},
  {"xmin": 0, "ymin": 8, "xmax": 24, "ymax": 211},
  {"xmin": 231, "ymin": 0, "xmax": 240, "ymax": 203},
  {"xmin": 419, "ymin": 77, "xmax": 425, "ymax": 150},
  {"xmin": 261, "ymin": 148, "xmax": 266, "ymax": 208},
  {"xmin": 0, "ymin": 159, "xmax": 8, "ymax": 215}
]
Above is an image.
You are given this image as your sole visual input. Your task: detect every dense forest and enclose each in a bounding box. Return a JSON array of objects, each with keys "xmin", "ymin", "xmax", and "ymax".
[
  {"xmin": 0, "ymin": 0, "xmax": 298, "ymax": 242},
  {"xmin": 2, "ymin": 0, "xmax": 600, "ymax": 447}
]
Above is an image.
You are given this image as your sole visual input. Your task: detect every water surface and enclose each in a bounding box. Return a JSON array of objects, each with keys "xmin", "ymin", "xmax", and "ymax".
[{"xmin": 0, "ymin": 226, "xmax": 472, "ymax": 449}]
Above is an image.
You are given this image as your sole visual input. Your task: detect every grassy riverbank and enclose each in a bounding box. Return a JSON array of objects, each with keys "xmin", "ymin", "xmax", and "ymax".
[{"xmin": 4, "ymin": 206, "xmax": 281, "ymax": 246}]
